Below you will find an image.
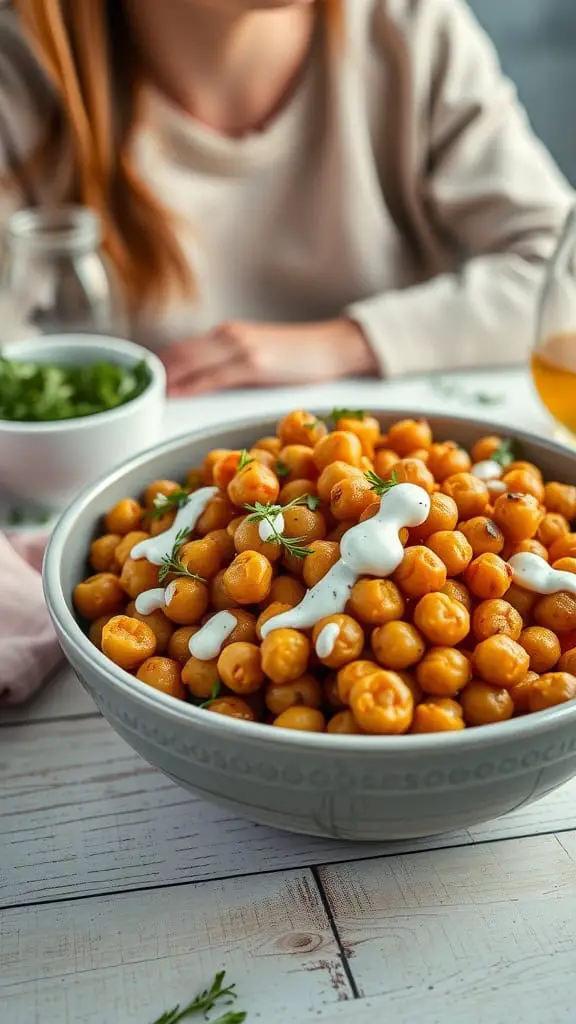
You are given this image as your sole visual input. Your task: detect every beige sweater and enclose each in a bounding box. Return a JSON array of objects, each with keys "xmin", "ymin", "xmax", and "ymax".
[{"xmin": 0, "ymin": 0, "xmax": 573, "ymax": 375}]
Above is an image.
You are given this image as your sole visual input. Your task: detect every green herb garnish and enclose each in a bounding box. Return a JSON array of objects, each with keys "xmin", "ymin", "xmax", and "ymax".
[
  {"xmin": 151, "ymin": 489, "xmax": 190, "ymax": 520},
  {"xmin": 244, "ymin": 493, "xmax": 320, "ymax": 559},
  {"xmin": 365, "ymin": 469, "xmax": 399, "ymax": 497},
  {"xmin": 150, "ymin": 971, "xmax": 246, "ymax": 1024},
  {"xmin": 198, "ymin": 680, "xmax": 222, "ymax": 709},
  {"xmin": 0, "ymin": 357, "xmax": 150, "ymax": 422},
  {"xmin": 158, "ymin": 528, "xmax": 206, "ymax": 585},
  {"xmin": 275, "ymin": 460, "xmax": 290, "ymax": 478},
  {"xmin": 491, "ymin": 437, "xmax": 519, "ymax": 468},
  {"xmin": 331, "ymin": 407, "xmax": 366, "ymax": 423},
  {"xmin": 237, "ymin": 449, "xmax": 254, "ymax": 471}
]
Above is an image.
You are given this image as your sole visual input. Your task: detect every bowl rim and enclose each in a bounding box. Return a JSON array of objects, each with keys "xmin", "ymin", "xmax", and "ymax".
[
  {"xmin": 0, "ymin": 335, "xmax": 166, "ymax": 434},
  {"xmin": 44, "ymin": 406, "xmax": 576, "ymax": 755}
]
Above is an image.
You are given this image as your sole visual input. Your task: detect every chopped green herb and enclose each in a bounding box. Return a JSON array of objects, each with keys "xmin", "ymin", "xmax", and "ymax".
[
  {"xmin": 198, "ymin": 680, "xmax": 222, "ymax": 709},
  {"xmin": 275, "ymin": 460, "xmax": 290, "ymax": 478},
  {"xmin": 491, "ymin": 437, "xmax": 519, "ymax": 468},
  {"xmin": 149, "ymin": 971, "xmax": 246, "ymax": 1024},
  {"xmin": 151, "ymin": 489, "xmax": 190, "ymax": 520},
  {"xmin": 244, "ymin": 493, "xmax": 320, "ymax": 559},
  {"xmin": 331, "ymin": 407, "xmax": 366, "ymax": 423},
  {"xmin": 237, "ymin": 449, "xmax": 254, "ymax": 471},
  {"xmin": 0, "ymin": 357, "xmax": 151, "ymax": 422},
  {"xmin": 158, "ymin": 528, "xmax": 206, "ymax": 585},
  {"xmin": 365, "ymin": 469, "xmax": 399, "ymax": 497}
]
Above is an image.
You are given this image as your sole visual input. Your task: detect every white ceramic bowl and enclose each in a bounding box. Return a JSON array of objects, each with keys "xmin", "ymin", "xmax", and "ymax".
[
  {"xmin": 0, "ymin": 335, "xmax": 166, "ymax": 509},
  {"xmin": 43, "ymin": 412, "xmax": 576, "ymax": 842}
]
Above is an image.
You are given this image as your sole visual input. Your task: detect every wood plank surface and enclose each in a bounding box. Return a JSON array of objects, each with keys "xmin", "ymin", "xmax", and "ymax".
[
  {"xmin": 3, "ymin": 715, "xmax": 576, "ymax": 909},
  {"xmin": 1, "ymin": 868, "xmax": 353, "ymax": 1023},
  {"xmin": 318, "ymin": 835, "xmax": 576, "ymax": 1023},
  {"xmin": 0, "ymin": 665, "xmax": 96, "ymax": 725}
]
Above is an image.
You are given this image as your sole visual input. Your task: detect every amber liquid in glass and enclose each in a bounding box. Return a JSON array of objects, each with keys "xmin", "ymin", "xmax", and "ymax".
[{"xmin": 532, "ymin": 332, "xmax": 576, "ymax": 438}]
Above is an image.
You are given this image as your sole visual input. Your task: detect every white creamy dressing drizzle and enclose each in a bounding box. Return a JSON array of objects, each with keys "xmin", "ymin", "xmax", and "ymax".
[
  {"xmin": 315, "ymin": 622, "xmax": 341, "ymax": 660},
  {"xmin": 259, "ymin": 511, "xmax": 285, "ymax": 543},
  {"xmin": 509, "ymin": 552, "xmax": 576, "ymax": 596},
  {"xmin": 130, "ymin": 486, "xmax": 218, "ymax": 565},
  {"xmin": 261, "ymin": 483, "xmax": 431, "ymax": 639},
  {"xmin": 189, "ymin": 610, "xmax": 237, "ymax": 660},
  {"xmin": 471, "ymin": 460, "xmax": 503, "ymax": 482},
  {"xmin": 134, "ymin": 588, "xmax": 167, "ymax": 615}
]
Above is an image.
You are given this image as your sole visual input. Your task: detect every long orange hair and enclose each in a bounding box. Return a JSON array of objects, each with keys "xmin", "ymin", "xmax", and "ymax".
[{"xmin": 13, "ymin": 0, "xmax": 342, "ymax": 310}]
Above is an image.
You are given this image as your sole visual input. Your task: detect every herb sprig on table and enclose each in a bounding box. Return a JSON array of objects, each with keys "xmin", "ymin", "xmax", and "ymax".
[
  {"xmin": 0, "ymin": 357, "xmax": 150, "ymax": 422},
  {"xmin": 150, "ymin": 971, "xmax": 247, "ymax": 1024}
]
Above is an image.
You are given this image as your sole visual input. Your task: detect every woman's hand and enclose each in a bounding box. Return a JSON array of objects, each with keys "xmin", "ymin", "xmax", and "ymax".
[{"xmin": 162, "ymin": 317, "xmax": 378, "ymax": 396}]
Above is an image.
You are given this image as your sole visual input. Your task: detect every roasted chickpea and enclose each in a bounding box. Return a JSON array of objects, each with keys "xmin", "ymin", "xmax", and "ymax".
[
  {"xmin": 212, "ymin": 451, "xmax": 243, "ymax": 490},
  {"xmin": 136, "ymin": 657, "xmax": 185, "ymax": 699},
  {"xmin": 210, "ymin": 569, "xmax": 240, "ymax": 611},
  {"xmin": 102, "ymin": 615, "xmax": 157, "ymax": 671},
  {"xmin": 371, "ymin": 620, "xmax": 426, "ymax": 670},
  {"xmin": 509, "ymin": 671, "xmax": 540, "ymax": 714},
  {"xmin": 416, "ymin": 647, "xmax": 471, "ymax": 697},
  {"xmin": 373, "ymin": 449, "xmax": 400, "ymax": 478},
  {"xmin": 492, "ymin": 492, "xmax": 543, "ymax": 543},
  {"xmin": 313, "ymin": 431, "xmax": 363, "ymax": 471},
  {"xmin": 254, "ymin": 435, "xmax": 282, "ymax": 457},
  {"xmin": 473, "ymin": 635, "xmax": 530, "ymax": 687},
  {"xmin": 528, "ymin": 672, "xmax": 576, "ymax": 712},
  {"xmin": 104, "ymin": 498, "xmax": 143, "ymax": 535},
  {"xmin": 559, "ymin": 648, "xmax": 576, "ymax": 674},
  {"xmin": 534, "ymin": 592, "xmax": 576, "ymax": 633},
  {"xmin": 88, "ymin": 614, "xmax": 115, "ymax": 649},
  {"xmin": 410, "ymin": 492, "xmax": 459, "ymax": 542},
  {"xmin": 328, "ymin": 519, "xmax": 356, "ymax": 540},
  {"xmin": 560, "ymin": 630, "xmax": 576, "ymax": 653},
  {"xmin": 312, "ymin": 614, "xmax": 364, "ymax": 669},
  {"xmin": 464, "ymin": 553, "xmax": 512, "ymax": 600},
  {"xmin": 334, "ymin": 413, "xmax": 381, "ymax": 457},
  {"xmin": 114, "ymin": 531, "xmax": 150, "ymax": 568},
  {"xmin": 472, "ymin": 599, "xmax": 523, "ymax": 642},
  {"xmin": 549, "ymin": 534, "xmax": 576, "ymax": 563},
  {"xmin": 264, "ymin": 575, "xmax": 306, "ymax": 608},
  {"xmin": 459, "ymin": 517, "xmax": 504, "ymax": 557},
  {"xmin": 277, "ymin": 411, "xmax": 327, "ymax": 448},
  {"xmin": 387, "ymin": 418, "xmax": 432, "ymax": 456},
  {"xmin": 182, "ymin": 655, "xmax": 220, "ymax": 699},
  {"xmin": 330, "ymin": 476, "xmax": 374, "ymax": 521},
  {"xmin": 74, "ymin": 572, "xmax": 126, "ymax": 620},
  {"xmin": 336, "ymin": 659, "xmax": 379, "ymax": 704},
  {"xmin": 265, "ymin": 674, "xmax": 322, "ymax": 715},
  {"xmin": 179, "ymin": 536, "xmax": 224, "ymax": 579},
  {"xmin": 279, "ymin": 479, "xmax": 318, "ymax": 506},
  {"xmin": 323, "ymin": 674, "xmax": 345, "ymax": 709},
  {"xmin": 261, "ymin": 628, "xmax": 310, "ymax": 684},
  {"xmin": 518, "ymin": 626, "xmax": 561, "ymax": 673},
  {"xmin": 505, "ymin": 583, "xmax": 537, "ymax": 623},
  {"xmin": 502, "ymin": 469, "xmax": 544, "ymax": 503},
  {"xmin": 89, "ymin": 533, "xmax": 121, "ymax": 573},
  {"xmin": 426, "ymin": 530, "xmax": 473, "ymax": 576},
  {"xmin": 202, "ymin": 448, "xmax": 231, "ymax": 484},
  {"xmin": 505, "ymin": 539, "xmax": 549, "ymax": 562},
  {"xmin": 168, "ymin": 626, "xmax": 199, "ymax": 665},
  {"xmin": 543, "ymin": 482, "xmax": 576, "ymax": 521},
  {"xmin": 348, "ymin": 578, "xmax": 405, "ymax": 625},
  {"xmin": 552, "ymin": 557, "xmax": 576, "ymax": 574},
  {"xmin": 282, "ymin": 504, "xmax": 326, "ymax": 546},
  {"xmin": 184, "ymin": 467, "xmax": 203, "ymax": 491},
  {"xmin": 228, "ymin": 461, "xmax": 280, "ymax": 508},
  {"xmin": 233, "ymin": 517, "xmax": 283, "ymax": 562},
  {"xmin": 125, "ymin": 601, "xmax": 173, "ymax": 654},
  {"xmin": 164, "ymin": 577, "xmax": 209, "ymax": 625},
  {"xmin": 317, "ymin": 462, "xmax": 363, "ymax": 503},
  {"xmin": 195, "ymin": 492, "xmax": 236, "ymax": 535},
  {"xmin": 393, "ymin": 546, "xmax": 447, "ymax": 599},
  {"xmin": 327, "ymin": 710, "xmax": 363, "ymax": 734},
  {"xmin": 256, "ymin": 602, "xmax": 292, "ymax": 640},
  {"xmin": 413, "ymin": 592, "xmax": 470, "ymax": 646},
  {"xmin": 143, "ymin": 480, "xmax": 182, "ymax": 511},
  {"xmin": 303, "ymin": 541, "xmax": 341, "ymax": 588},
  {"xmin": 392, "ymin": 458, "xmax": 436, "ymax": 494},
  {"xmin": 471, "ymin": 436, "xmax": 503, "ymax": 463},
  {"xmin": 148, "ymin": 510, "xmax": 176, "ymax": 536},
  {"xmin": 442, "ymin": 472, "xmax": 489, "ymax": 520},
  {"xmin": 208, "ymin": 696, "xmax": 257, "ymax": 721},
  {"xmin": 217, "ymin": 642, "xmax": 264, "ymax": 695},
  {"xmin": 460, "ymin": 680, "xmax": 514, "ymax": 726},
  {"xmin": 223, "ymin": 551, "xmax": 273, "ymax": 604},
  {"xmin": 250, "ymin": 447, "xmax": 277, "ymax": 472},
  {"xmin": 277, "ymin": 444, "xmax": 318, "ymax": 482},
  {"xmin": 349, "ymin": 670, "xmax": 414, "ymax": 734},
  {"xmin": 427, "ymin": 442, "xmax": 472, "ymax": 482},
  {"xmin": 273, "ymin": 707, "xmax": 326, "ymax": 731},
  {"xmin": 440, "ymin": 580, "xmax": 472, "ymax": 612},
  {"xmin": 411, "ymin": 698, "xmax": 465, "ymax": 733}
]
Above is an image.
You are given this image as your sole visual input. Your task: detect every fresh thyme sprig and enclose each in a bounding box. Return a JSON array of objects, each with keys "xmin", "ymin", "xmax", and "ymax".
[
  {"xmin": 237, "ymin": 449, "xmax": 254, "ymax": 471},
  {"xmin": 198, "ymin": 680, "xmax": 222, "ymax": 709},
  {"xmin": 151, "ymin": 488, "xmax": 190, "ymax": 520},
  {"xmin": 244, "ymin": 493, "xmax": 320, "ymax": 559},
  {"xmin": 331, "ymin": 407, "xmax": 366, "ymax": 423},
  {"xmin": 491, "ymin": 437, "xmax": 519, "ymax": 468},
  {"xmin": 158, "ymin": 528, "xmax": 207, "ymax": 585},
  {"xmin": 150, "ymin": 971, "xmax": 246, "ymax": 1024},
  {"xmin": 364, "ymin": 468, "xmax": 399, "ymax": 497}
]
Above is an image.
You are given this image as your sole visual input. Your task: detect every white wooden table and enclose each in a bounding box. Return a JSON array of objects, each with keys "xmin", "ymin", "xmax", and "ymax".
[{"xmin": 3, "ymin": 368, "xmax": 576, "ymax": 1024}]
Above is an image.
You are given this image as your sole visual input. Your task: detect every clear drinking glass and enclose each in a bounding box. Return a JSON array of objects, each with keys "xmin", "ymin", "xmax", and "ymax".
[
  {"xmin": 0, "ymin": 205, "xmax": 126, "ymax": 342},
  {"xmin": 533, "ymin": 205, "xmax": 576, "ymax": 444}
]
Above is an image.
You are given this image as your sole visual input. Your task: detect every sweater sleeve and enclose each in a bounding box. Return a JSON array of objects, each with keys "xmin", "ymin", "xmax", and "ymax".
[{"xmin": 345, "ymin": 0, "xmax": 575, "ymax": 377}]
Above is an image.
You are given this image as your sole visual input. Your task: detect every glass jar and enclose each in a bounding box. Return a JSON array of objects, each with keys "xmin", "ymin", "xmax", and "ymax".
[
  {"xmin": 533, "ymin": 205, "xmax": 576, "ymax": 444},
  {"xmin": 0, "ymin": 205, "xmax": 126, "ymax": 342}
]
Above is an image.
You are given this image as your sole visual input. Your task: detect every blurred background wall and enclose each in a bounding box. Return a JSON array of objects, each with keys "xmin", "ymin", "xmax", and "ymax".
[{"xmin": 468, "ymin": 0, "xmax": 576, "ymax": 184}]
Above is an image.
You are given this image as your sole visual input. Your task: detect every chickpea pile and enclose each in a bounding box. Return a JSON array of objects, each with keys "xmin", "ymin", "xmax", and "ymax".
[{"xmin": 74, "ymin": 411, "xmax": 576, "ymax": 735}]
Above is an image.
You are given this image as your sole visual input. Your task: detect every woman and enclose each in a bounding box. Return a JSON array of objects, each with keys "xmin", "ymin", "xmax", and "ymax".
[{"xmin": 1, "ymin": 0, "xmax": 573, "ymax": 394}]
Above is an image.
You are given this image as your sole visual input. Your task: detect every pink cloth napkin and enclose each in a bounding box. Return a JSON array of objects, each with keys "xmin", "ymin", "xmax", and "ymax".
[{"xmin": 0, "ymin": 530, "xmax": 63, "ymax": 705}]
